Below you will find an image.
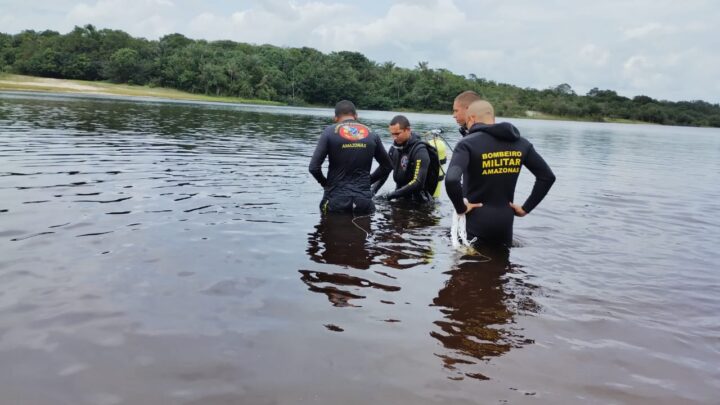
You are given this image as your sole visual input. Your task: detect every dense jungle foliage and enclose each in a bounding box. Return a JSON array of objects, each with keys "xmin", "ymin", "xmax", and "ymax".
[{"xmin": 2, "ymin": 25, "xmax": 719, "ymax": 127}]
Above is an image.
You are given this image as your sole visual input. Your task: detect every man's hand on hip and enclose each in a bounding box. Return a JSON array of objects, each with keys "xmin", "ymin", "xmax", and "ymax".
[
  {"xmin": 464, "ymin": 198, "xmax": 483, "ymax": 214},
  {"xmin": 509, "ymin": 202, "xmax": 527, "ymax": 217}
]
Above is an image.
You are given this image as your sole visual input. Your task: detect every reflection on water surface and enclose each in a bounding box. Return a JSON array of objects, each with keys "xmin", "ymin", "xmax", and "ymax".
[{"xmin": 1, "ymin": 92, "xmax": 719, "ymax": 404}]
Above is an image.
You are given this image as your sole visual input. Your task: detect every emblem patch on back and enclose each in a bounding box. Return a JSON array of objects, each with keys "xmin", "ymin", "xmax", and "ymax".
[{"xmin": 337, "ymin": 123, "xmax": 370, "ymax": 141}]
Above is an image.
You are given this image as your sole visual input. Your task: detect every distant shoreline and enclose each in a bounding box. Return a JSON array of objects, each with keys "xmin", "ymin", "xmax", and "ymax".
[
  {"xmin": 0, "ymin": 74, "xmax": 284, "ymax": 106},
  {"xmin": 1, "ymin": 74, "xmax": 650, "ymax": 125}
]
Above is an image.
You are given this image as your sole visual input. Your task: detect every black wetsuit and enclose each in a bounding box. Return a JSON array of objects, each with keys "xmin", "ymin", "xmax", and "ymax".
[
  {"xmin": 370, "ymin": 133, "xmax": 433, "ymax": 203},
  {"xmin": 458, "ymin": 126, "xmax": 470, "ymax": 196},
  {"xmin": 445, "ymin": 122, "xmax": 555, "ymax": 246},
  {"xmin": 309, "ymin": 119, "xmax": 392, "ymax": 214}
]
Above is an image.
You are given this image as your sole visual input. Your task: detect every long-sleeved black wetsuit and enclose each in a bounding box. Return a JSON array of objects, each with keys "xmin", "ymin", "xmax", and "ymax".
[
  {"xmin": 309, "ymin": 119, "xmax": 392, "ymax": 214},
  {"xmin": 370, "ymin": 133, "xmax": 433, "ymax": 203},
  {"xmin": 445, "ymin": 122, "xmax": 555, "ymax": 246}
]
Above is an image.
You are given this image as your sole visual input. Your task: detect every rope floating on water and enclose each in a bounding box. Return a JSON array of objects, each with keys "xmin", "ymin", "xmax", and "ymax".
[
  {"xmin": 351, "ymin": 213, "xmax": 373, "ymax": 239},
  {"xmin": 352, "ymin": 213, "xmax": 425, "ymax": 258},
  {"xmin": 451, "ymin": 211, "xmax": 478, "ymax": 251},
  {"xmin": 353, "ymin": 210, "xmax": 487, "ymax": 260}
]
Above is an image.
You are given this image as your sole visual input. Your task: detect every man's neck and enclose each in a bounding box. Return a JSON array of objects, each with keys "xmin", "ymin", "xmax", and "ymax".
[
  {"xmin": 468, "ymin": 119, "xmax": 494, "ymax": 128},
  {"xmin": 336, "ymin": 115, "xmax": 356, "ymax": 122}
]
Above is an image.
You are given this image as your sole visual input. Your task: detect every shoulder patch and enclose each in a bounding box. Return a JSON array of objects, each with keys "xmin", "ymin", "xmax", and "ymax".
[{"xmin": 336, "ymin": 123, "xmax": 370, "ymax": 141}]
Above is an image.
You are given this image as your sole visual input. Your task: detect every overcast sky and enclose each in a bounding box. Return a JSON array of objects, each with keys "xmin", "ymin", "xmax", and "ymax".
[{"xmin": 2, "ymin": 0, "xmax": 719, "ymax": 103}]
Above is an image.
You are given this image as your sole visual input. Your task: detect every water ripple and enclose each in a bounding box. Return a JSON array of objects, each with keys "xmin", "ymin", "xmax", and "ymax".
[{"xmin": 1, "ymin": 93, "xmax": 719, "ymax": 404}]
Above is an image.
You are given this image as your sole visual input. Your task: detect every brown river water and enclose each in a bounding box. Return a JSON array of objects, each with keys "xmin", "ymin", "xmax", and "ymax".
[{"xmin": 1, "ymin": 92, "xmax": 719, "ymax": 404}]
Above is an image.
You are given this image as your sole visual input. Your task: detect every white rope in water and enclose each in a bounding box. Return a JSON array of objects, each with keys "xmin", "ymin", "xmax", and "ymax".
[
  {"xmin": 351, "ymin": 214, "xmax": 373, "ymax": 239},
  {"xmin": 451, "ymin": 212, "xmax": 467, "ymax": 248},
  {"xmin": 451, "ymin": 211, "xmax": 477, "ymax": 250},
  {"xmin": 355, "ymin": 209, "xmax": 488, "ymax": 260},
  {"xmin": 352, "ymin": 213, "xmax": 423, "ymax": 258}
]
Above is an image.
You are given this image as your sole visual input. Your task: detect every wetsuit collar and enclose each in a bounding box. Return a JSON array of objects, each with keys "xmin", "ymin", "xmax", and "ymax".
[
  {"xmin": 467, "ymin": 123, "xmax": 492, "ymax": 134},
  {"xmin": 467, "ymin": 122, "xmax": 521, "ymax": 141},
  {"xmin": 393, "ymin": 132, "xmax": 420, "ymax": 151}
]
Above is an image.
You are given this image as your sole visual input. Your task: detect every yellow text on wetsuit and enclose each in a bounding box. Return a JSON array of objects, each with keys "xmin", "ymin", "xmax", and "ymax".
[
  {"xmin": 407, "ymin": 159, "xmax": 421, "ymax": 185},
  {"xmin": 342, "ymin": 143, "xmax": 367, "ymax": 149},
  {"xmin": 481, "ymin": 151, "xmax": 522, "ymax": 175}
]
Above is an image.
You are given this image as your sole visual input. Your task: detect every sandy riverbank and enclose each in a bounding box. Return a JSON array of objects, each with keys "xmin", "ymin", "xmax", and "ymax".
[{"xmin": 0, "ymin": 74, "xmax": 283, "ymax": 106}]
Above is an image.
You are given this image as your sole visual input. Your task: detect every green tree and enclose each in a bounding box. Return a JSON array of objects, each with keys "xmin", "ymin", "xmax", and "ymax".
[
  {"xmin": 25, "ymin": 48, "xmax": 63, "ymax": 77},
  {"xmin": 0, "ymin": 33, "xmax": 14, "ymax": 70},
  {"xmin": 105, "ymin": 48, "xmax": 140, "ymax": 83}
]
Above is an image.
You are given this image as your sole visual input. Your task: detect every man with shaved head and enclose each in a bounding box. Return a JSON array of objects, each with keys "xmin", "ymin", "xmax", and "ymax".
[
  {"xmin": 452, "ymin": 90, "xmax": 483, "ymax": 136},
  {"xmin": 445, "ymin": 99, "xmax": 556, "ymax": 247}
]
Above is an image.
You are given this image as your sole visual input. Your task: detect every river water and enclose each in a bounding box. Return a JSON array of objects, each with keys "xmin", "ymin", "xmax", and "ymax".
[{"xmin": 1, "ymin": 92, "xmax": 719, "ymax": 404}]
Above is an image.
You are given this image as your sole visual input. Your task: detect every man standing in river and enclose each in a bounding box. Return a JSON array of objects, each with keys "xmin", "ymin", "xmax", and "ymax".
[
  {"xmin": 451, "ymin": 90, "xmax": 483, "ymax": 197},
  {"xmin": 370, "ymin": 115, "xmax": 435, "ymax": 204},
  {"xmin": 445, "ymin": 100, "xmax": 556, "ymax": 247},
  {"xmin": 309, "ymin": 100, "xmax": 392, "ymax": 214}
]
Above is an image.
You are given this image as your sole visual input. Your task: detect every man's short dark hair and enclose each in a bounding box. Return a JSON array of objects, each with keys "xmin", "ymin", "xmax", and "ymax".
[
  {"xmin": 334, "ymin": 100, "xmax": 357, "ymax": 117},
  {"xmin": 389, "ymin": 115, "xmax": 410, "ymax": 129},
  {"xmin": 454, "ymin": 90, "xmax": 482, "ymax": 107}
]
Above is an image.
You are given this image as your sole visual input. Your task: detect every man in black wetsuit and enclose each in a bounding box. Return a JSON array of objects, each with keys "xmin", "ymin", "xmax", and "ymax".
[
  {"xmin": 452, "ymin": 90, "xmax": 483, "ymax": 196},
  {"xmin": 445, "ymin": 100, "xmax": 556, "ymax": 247},
  {"xmin": 309, "ymin": 100, "xmax": 392, "ymax": 214},
  {"xmin": 370, "ymin": 115, "xmax": 433, "ymax": 204}
]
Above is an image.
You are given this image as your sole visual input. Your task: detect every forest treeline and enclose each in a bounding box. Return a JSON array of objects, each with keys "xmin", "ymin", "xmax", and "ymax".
[{"xmin": 2, "ymin": 25, "xmax": 719, "ymax": 127}]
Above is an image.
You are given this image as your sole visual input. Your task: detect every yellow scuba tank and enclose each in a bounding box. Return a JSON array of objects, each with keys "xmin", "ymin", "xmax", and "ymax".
[{"xmin": 427, "ymin": 136, "xmax": 447, "ymax": 198}]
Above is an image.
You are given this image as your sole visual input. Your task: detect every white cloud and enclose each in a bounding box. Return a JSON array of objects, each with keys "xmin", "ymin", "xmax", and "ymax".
[
  {"xmin": 187, "ymin": 1, "xmax": 353, "ymax": 46},
  {"xmin": 623, "ymin": 55, "xmax": 651, "ymax": 73},
  {"xmin": 579, "ymin": 44, "xmax": 610, "ymax": 67},
  {"xmin": 617, "ymin": 49, "xmax": 720, "ymax": 101},
  {"xmin": 622, "ymin": 55, "xmax": 669, "ymax": 92},
  {"xmin": 623, "ymin": 23, "xmax": 672, "ymax": 39},
  {"xmin": 345, "ymin": 0, "xmax": 466, "ymax": 46},
  {"xmin": 186, "ymin": 0, "xmax": 466, "ymax": 56},
  {"xmin": 0, "ymin": 13, "xmax": 15, "ymax": 30},
  {"xmin": 65, "ymin": 0, "xmax": 176, "ymax": 37},
  {"xmin": 465, "ymin": 49, "xmax": 505, "ymax": 62}
]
